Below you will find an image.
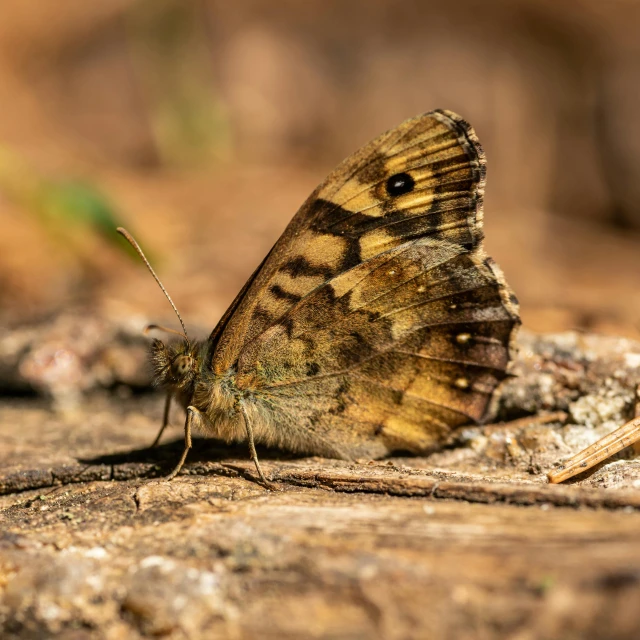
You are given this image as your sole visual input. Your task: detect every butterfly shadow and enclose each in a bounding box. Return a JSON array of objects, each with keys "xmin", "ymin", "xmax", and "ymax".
[{"xmin": 78, "ymin": 437, "xmax": 307, "ymax": 481}]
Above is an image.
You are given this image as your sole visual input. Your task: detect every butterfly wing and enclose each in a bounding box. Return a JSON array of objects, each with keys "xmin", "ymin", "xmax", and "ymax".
[{"xmin": 210, "ymin": 110, "xmax": 519, "ymax": 459}]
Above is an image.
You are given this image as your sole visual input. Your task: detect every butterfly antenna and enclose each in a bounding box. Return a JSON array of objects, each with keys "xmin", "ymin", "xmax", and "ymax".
[
  {"xmin": 144, "ymin": 324, "xmax": 189, "ymax": 341},
  {"xmin": 117, "ymin": 227, "xmax": 190, "ymax": 344}
]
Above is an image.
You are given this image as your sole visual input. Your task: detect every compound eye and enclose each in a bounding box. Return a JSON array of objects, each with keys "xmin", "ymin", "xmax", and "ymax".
[{"xmin": 172, "ymin": 355, "xmax": 192, "ymax": 376}]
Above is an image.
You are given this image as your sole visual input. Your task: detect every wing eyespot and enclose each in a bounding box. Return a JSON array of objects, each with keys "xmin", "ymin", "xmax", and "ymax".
[{"xmin": 385, "ymin": 172, "xmax": 415, "ymax": 196}]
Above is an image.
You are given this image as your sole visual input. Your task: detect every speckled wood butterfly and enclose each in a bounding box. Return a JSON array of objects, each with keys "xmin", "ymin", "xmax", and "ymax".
[{"xmin": 119, "ymin": 109, "xmax": 520, "ymax": 486}]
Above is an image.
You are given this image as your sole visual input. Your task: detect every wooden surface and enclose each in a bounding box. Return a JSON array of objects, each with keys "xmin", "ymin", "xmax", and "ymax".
[{"xmin": 1, "ymin": 330, "xmax": 640, "ymax": 639}]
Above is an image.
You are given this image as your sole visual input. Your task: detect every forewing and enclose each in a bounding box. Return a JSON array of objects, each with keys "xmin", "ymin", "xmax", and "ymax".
[{"xmin": 211, "ymin": 109, "xmax": 489, "ymax": 372}]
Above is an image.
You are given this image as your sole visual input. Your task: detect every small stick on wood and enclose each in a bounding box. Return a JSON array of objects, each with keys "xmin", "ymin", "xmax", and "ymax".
[{"xmin": 547, "ymin": 417, "xmax": 640, "ymax": 483}]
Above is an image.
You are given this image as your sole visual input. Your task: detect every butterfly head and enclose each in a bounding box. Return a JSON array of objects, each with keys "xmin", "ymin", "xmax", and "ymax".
[
  {"xmin": 150, "ymin": 337, "xmax": 203, "ymax": 391},
  {"xmin": 115, "ymin": 228, "xmax": 203, "ymax": 393}
]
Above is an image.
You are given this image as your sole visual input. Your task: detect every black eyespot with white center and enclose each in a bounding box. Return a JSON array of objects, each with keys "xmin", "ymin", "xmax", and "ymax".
[{"xmin": 386, "ymin": 172, "xmax": 415, "ymax": 196}]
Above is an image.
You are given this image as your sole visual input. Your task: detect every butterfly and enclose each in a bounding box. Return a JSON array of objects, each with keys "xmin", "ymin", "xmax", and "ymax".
[{"xmin": 118, "ymin": 109, "xmax": 520, "ymax": 486}]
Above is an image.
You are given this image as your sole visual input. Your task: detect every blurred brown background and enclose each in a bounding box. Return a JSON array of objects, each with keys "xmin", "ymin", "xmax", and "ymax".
[{"xmin": 1, "ymin": 0, "xmax": 640, "ymax": 338}]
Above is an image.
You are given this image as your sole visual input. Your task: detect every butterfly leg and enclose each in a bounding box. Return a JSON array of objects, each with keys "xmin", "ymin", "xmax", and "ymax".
[
  {"xmin": 239, "ymin": 404, "xmax": 273, "ymax": 488},
  {"xmin": 165, "ymin": 404, "xmax": 199, "ymax": 480},
  {"xmin": 150, "ymin": 393, "xmax": 172, "ymax": 448}
]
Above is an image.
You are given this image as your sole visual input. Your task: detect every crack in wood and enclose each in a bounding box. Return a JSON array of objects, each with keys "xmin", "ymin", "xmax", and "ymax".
[{"xmin": 2, "ymin": 461, "xmax": 639, "ymax": 511}]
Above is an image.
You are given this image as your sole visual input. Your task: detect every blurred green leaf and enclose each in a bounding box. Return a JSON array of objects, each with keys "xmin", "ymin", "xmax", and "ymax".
[
  {"xmin": 35, "ymin": 179, "xmax": 154, "ymax": 262},
  {"xmin": 0, "ymin": 144, "xmax": 154, "ymax": 263}
]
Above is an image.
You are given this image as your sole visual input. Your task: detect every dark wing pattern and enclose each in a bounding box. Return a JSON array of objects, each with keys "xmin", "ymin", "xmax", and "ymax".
[{"xmin": 210, "ymin": 110, "xmax": 519, "ymax": 459}]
